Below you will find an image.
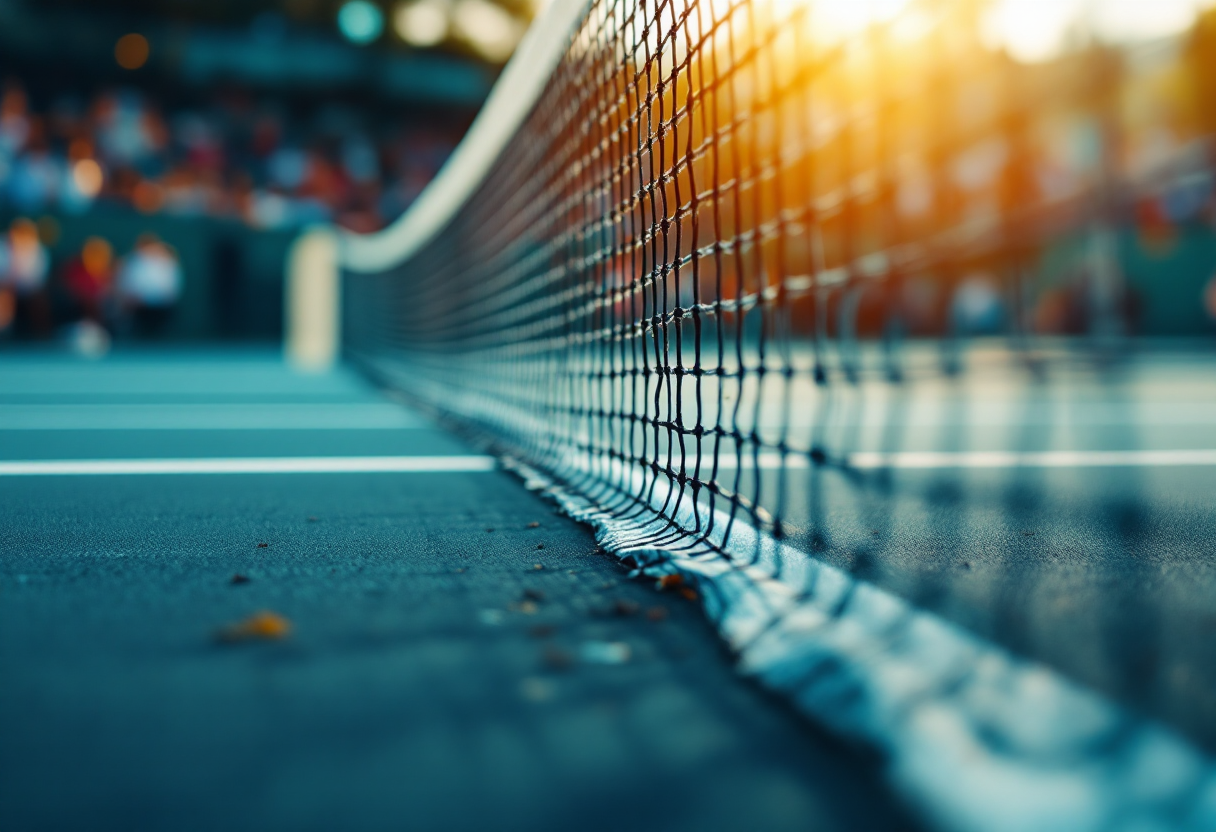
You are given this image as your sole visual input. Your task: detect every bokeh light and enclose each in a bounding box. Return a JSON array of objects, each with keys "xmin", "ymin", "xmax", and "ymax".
[
  {"xmin": 338, "ymin": 1, "xmax": 386, "ymax": 44},
  {"xmin": 114, "ymin": 33, "xmax": 150, "ymax": 70},
  {"xmin": 981, "ymin": 0, "xmax": 1216, "ymax": 63},
  {"xmin": 452, "ymin": 0, "xmax": 521, "ymax": 61},
  {"xmin": 81, "ymin": 237, "xmax": 114, "ymax": 280},
  {"xmin": 72, "ymin": 159, "xmax": 103, "ymax": 199},
  {"xmin": 132, "ymin": 181, "xmax": 165, "ymax": 214},
  {"xmin": 395, "ymin": 0, "xmax": 450, "ymax": 47}
]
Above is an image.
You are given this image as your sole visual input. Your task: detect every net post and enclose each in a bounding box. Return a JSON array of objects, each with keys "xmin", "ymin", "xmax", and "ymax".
[{"xmin": 284, "ymin": 226, "xmax": 340, "ymax": 373}]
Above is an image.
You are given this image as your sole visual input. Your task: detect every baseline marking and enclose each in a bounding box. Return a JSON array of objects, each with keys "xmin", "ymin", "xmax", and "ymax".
[
  {"xmin": 0, "ymin": 404, "xmax": 426, "ymax": 430},
  {"xmin": 0, "ymin": 456, "xmax": 498, "ymax": 476}
]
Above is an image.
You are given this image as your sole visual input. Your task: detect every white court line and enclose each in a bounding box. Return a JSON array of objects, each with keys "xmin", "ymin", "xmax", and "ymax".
[
  {"xmin": 7, "ymin": 451, "xmax": 1212, "ymax": 476},
  {"xmin": 0, "ymin": 404, "xmax": 426, "ymax": 430},
  {"xmin": 715, "ymin": 449, "xmax": 1216, "ymax": 469},
  {"xmin": 0, "ymin": 420, "xmax": 424, "ymax": 431},
  {"xmin": 0, "ymin": 456, "xmax": 498, "ymax": 476}
]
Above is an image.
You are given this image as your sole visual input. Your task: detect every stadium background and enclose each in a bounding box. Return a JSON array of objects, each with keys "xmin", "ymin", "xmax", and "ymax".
[
  {"xmin": 0, "ymin": 0, "xmax": 533, "ymax": 340},
  {"xmin": 2, "ymin": 2, "xmax": 1216, "ymax": 831},
  {"xmin": 0, "ymin": 0, "xmax": 1214, "ymax": 344}
]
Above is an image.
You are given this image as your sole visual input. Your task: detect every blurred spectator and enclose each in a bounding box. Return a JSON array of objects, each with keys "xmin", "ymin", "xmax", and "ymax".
[
  {"xmin": 63, "ymin": 236, "xmax": 114, "ymax": 325},
  {"xmin": 7, "ymin": 145, "xmax": 58, "ymax": 212},
  {"xmin": 0, "ymin": 82, "xmax": 31, "ymax": 158},
  {"xmin": 116, "ymin": 233, "xmax": 181, "ymax": 338},
  {"xmin": 1, "ymin": 217, "xmax": 51, "ymax": 337},
  {"xmin": 0, "ymin": 78, "xmax": 461, "ymax": 233}
]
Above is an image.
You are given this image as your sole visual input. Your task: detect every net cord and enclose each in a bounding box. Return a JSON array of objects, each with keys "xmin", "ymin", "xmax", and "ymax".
[{"xmin": 339, "ymin": 0, "xmax": 592, "ymax": 274}]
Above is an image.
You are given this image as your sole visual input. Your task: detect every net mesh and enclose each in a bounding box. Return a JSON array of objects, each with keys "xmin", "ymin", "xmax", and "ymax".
[
  {"xmin": 346, "ymin": 0, "xmax": 1196, "ymax": 557},
  {"xmin": 343, "ymin": 2, "xmax": 1216, "ymax": 821}
]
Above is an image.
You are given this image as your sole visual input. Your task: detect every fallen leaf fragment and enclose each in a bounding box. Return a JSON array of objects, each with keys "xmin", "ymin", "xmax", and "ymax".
[
  {"xmin": 657, "ymin": 574, "xmax": 683, "ymax": 590},
  {"xmin": 256, "ymin": 542, "xmax": 269, "ymax": 549},
  {"xmin": 229, "ymin": 574, "xmax": 251, "ymax": 585},
  {"xmin": 526, "ymin": 521, "xmax": 541, "ymax": 529},
  {"xmin": 215, "ymin": 611, "xmax": 291, "ymax": 643}
]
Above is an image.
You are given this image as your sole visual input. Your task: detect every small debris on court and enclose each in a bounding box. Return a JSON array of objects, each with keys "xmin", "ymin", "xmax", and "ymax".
[
  {"xmin": 532, "ymin": 563, "xmax": 544, "ymax": 570},
  {"xmin": 657, "ymin": 574, "xmax": 683, "ymax": 590},
  {"xmin": 229, "ymin": 573, "xmax": 251, "ymax": 585},
  {"xmin": 215, "ymin": 611, "xmax": 291, "ymax": 643},
  {"xmin": 579, "ymin": 640, "xmax": 631, "ymax": 664},
  {"xmin": 526, "ymin": 521, "xmax": 541, "ymax": 529},
  {"xmin": 652, "ymin": 574, "xmax": 699, "ymax": 601},
  {"xmin": 522, "ymin": 588, "xmax": 546, "ymax": 602},
  {"xmin": 256, "ymin": 542, "xmax": 269, "ymax": 549}
]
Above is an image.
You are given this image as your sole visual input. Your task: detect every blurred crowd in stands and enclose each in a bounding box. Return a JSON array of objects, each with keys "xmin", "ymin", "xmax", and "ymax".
[
  {"xmin": 0, "ymin": 216, "xmax": 181, "ymax": 350},
  {"xmin": 0, "ymin": 74, "xmax": 464, "ymax": 348},
  {"xmin": 0, "ymin": 77, "xmax": 460, "ymax": 234}
]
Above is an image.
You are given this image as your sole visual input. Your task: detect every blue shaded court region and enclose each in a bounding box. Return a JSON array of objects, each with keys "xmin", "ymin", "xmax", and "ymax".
[{"xmin": 0, "ymin": 350, "xmax": 916, "ymax": 832}]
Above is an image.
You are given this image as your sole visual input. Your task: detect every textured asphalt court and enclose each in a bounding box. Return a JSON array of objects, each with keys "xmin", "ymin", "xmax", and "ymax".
[{"xmin": 0, "ymin": 350, "xmax": 918, "ymax": 832}]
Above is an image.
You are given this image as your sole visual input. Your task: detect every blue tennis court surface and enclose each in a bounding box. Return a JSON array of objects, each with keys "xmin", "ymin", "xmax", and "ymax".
[
  {"xmin": 0, "ymin": 350, "xmax": 917, "ymax": 832},
  {"xmin": 4, "ymin": 348, "xmax": 1216, "ymax": 831}
]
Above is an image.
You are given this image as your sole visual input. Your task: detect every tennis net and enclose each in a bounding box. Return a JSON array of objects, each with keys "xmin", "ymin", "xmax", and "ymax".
[
  {"xmin": 344, "ymin": 0, "xmax": 1211, "ymax": 546},
  {"xmin": 339, "ymin": 0, "xmax": 1216, "ymax": 828}
]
